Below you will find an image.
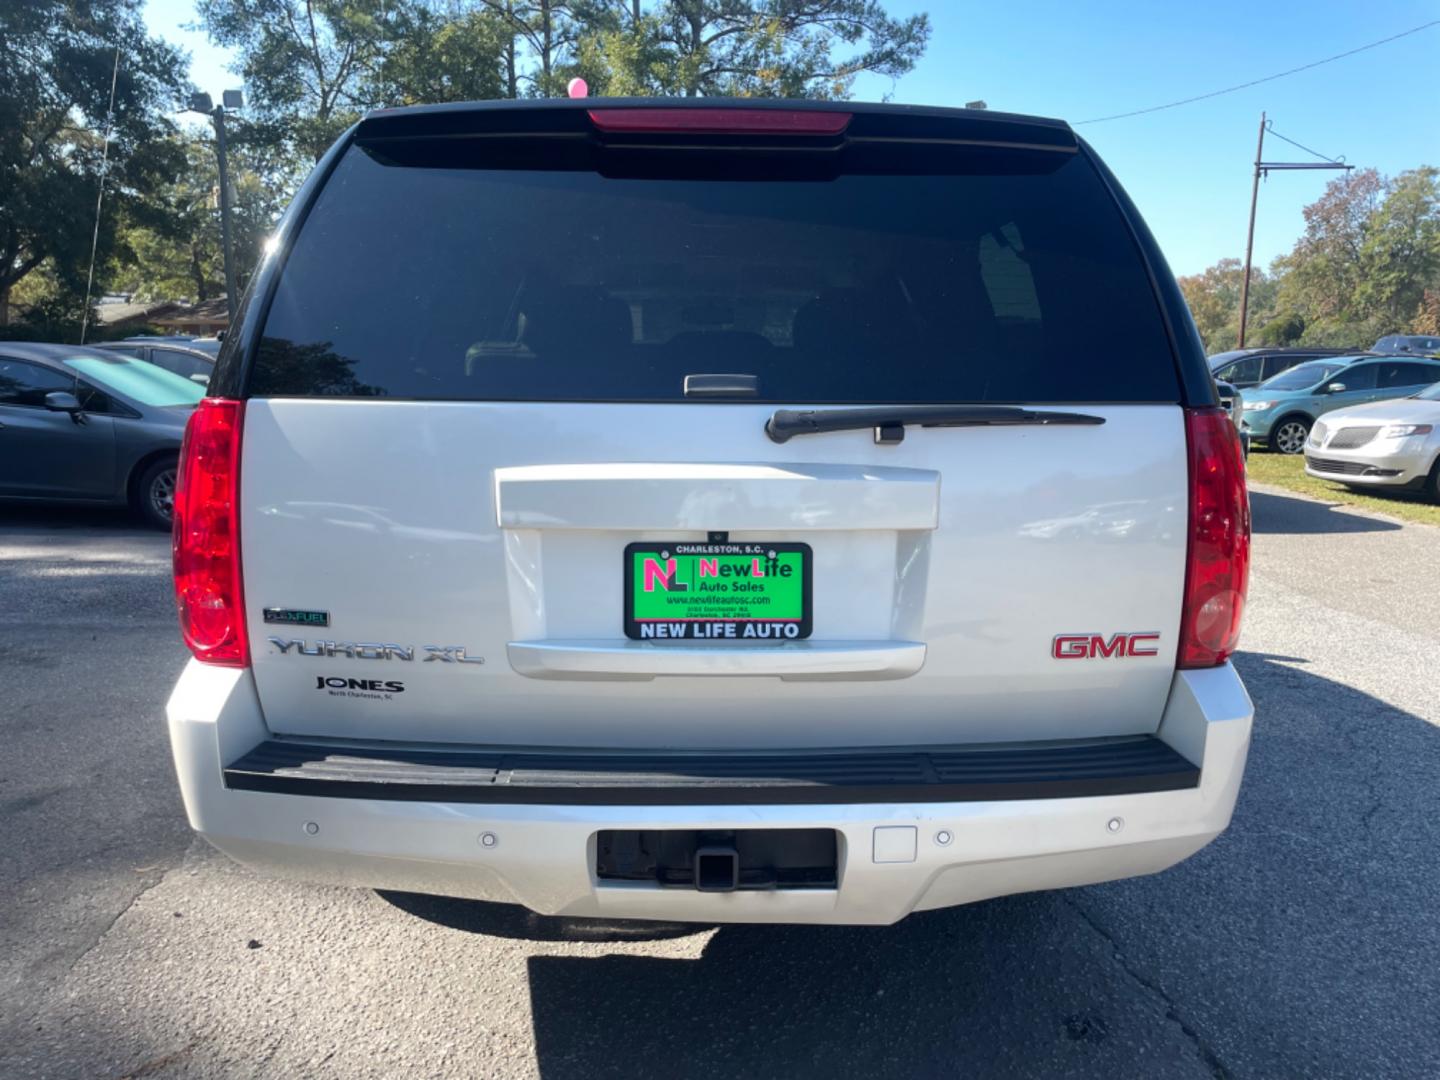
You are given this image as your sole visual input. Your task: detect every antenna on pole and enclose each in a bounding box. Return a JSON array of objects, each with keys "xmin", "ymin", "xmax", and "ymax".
[
  {"xmin": 1237, "ymin": 114, "xmax": 1353, "ymax": 349},
  {"xmin": 80, "ymin": 47, "xmax": 122, "ymax": 345}
]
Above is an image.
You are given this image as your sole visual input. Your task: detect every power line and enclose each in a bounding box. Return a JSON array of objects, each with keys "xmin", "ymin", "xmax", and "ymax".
[{"xmin": 1076, "ymin": 19, "xmax": 1440, "ymax": 125}]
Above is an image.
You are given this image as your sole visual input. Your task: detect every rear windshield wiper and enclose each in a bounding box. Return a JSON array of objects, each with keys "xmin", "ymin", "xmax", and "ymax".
[{"xmin": 765, "ymin": 405, "xmax": 1106, "ymax": 444}]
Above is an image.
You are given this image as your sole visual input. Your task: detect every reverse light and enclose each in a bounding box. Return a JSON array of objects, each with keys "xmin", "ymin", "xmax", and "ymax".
[
  {"xmin": 587, "ymin": 108, "xmax": 851, "ymax": 136},
  {"xmin": 173, "ymin": 398, "xmax": 248, "ymax": 666},
  {"xmin": 1179, "ymin": 408, "xmax": 1250, "ymax": 669},
  {"xmin": 1382, "ymin": 423, "xmax": 1433, "ymax": 438}
]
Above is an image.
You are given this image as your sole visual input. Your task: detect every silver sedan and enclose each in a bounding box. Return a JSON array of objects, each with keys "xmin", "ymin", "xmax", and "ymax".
[{"xmin": 1304, "ymin": 381, "xmax": 1440, "ymax": 502}]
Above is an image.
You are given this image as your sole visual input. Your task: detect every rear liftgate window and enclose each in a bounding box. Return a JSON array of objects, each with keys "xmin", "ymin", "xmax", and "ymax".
[{"xmin": 252, "ymin": 137, "xmax": 1179, "ymax": 404}]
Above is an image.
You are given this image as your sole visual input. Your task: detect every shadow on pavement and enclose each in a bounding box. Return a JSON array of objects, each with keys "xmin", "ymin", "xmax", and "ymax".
[
  {"xmin": 378, "ymin": 891, "xmax": 706, "ymax": 943},
  {"xmin": 1249, "ymin": 489, "xmax": 1401, "ymax": 535},
  {"xmin": 379, "ymin": 651, "xmax": 1440, "ymax": 1079},
  {"xmin": 0, "ymin": 501, "xmax": 145, "ymax": 531},
  {"xmin": 524, "ymin": 897, "xmax": 1152, "ymax": 1079}
]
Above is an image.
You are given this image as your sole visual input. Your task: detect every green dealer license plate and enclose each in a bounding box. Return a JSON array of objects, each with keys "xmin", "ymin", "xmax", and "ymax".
[{"xmin": 624, "ymin": 541, "xmax": 812, "ymax": 641}]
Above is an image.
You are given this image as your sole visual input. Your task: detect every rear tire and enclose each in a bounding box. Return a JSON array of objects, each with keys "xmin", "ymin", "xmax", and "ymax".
[
  {"xmin": 1270, "ymin": 416, "xmax": 1311, "ymax": 455},
  {"xmin": 133, "ymin": 458, "xmax": 178, "ymax": 531}
]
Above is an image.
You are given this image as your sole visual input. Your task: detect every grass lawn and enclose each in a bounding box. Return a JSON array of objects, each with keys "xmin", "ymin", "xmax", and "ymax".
[{"xmin": 1246, "ymin": 451, "xmax": 1440, "ymax": 527}]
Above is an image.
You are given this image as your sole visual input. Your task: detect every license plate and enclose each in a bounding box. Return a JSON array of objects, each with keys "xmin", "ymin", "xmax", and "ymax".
[{"xmin": 624, "ymin": 541, "xmax": 812, "ymax": 641}]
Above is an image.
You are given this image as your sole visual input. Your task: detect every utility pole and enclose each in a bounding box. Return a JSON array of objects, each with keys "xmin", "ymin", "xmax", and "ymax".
[
  {"xmin": 1237, "ymin": 113, "xmax": 1266, "ymax": 351},
  {"xmin": 187, "ymin": 90, "xmax": 244, "ymax": 326},
  {"xmin": 1237, "ymin": 113, "xmax": 1353, "ymax": 348},
  {"xmin": 212, "ymin": 105, "xmax": 238, "ymax": 325}
]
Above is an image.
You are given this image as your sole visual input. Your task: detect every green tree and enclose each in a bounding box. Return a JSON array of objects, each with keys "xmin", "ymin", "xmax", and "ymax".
[
  {"xmin": 109, "ymin": 129, "xmax": 291, "ymax": 302},
  {"xmin": 1273, "ymin": 167, "xmax": 1440, "ymax": 345},
  {"xmin": 198, "ymin": 0, "xmax": 932, "ymax": 166},
  {"xmin": 481, "ymin": 1, "xmax": 585, "ymax": 97},
  {"xmin": 375, "ymin": 4, "xmax": 511, "ymax": 104},
  {"xmin": 380, "ymin": 2, "xmax": 600, "ymax": 101},
  {"xmin": 1254, "ymin": 311, "xmax": 1305, "ymax": 347},
  {"xmin": 195, "ymin": 0, "xmax": 402, "ymax": 161},
  {"xmin": 1272, "ymin": 168, "xmax": 1384, "ymax": 342},
  {"xmin": 1177, "ymin": 258, "xmax": 1278, "ymax": 353},
  {"xmin": 0, "ymin": 0, "xmax": 185, "ymax": 326},
  {"xmin": 1354, "ymin": 167, "xmax": 1440, "ymax": 331},
  {"xmin": 1181, "ymin": 166, "xmax": 1440, "ymax": 353},
  {"xmin": 572, "ymin": 0, "xmax": 930, "ymax": 98}
]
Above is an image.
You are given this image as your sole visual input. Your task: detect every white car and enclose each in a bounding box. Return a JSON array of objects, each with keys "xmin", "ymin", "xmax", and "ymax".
[
  {"xmin": 1305, "ymin": 381, "xmax": 1440, "ymax": 501},
  {"xmin": 165, "ymin": 99, "xmax": 1252, "ymax": 926}
]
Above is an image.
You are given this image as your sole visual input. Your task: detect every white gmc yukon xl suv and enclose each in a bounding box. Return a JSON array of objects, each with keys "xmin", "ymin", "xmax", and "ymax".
[{"xmin": 166, "ymin": 99, "xmax": 1252, "ymax": 925}]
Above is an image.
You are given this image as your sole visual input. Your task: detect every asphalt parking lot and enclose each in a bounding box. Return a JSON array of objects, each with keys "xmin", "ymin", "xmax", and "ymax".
[{"xmin": 2, "ymin": 489, "xmax": 1438, "ymax": 1079}]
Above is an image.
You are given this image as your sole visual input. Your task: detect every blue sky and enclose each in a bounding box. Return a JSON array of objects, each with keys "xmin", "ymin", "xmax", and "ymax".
[{"xmin": 144, "ymin": 0, "xmax": 1440, "ymax": 277}]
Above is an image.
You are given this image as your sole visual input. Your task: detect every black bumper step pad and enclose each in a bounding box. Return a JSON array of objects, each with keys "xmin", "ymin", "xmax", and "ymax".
[{"xmin": 224, "ymin": 734, "xmax": 1199, "ymax": 805}]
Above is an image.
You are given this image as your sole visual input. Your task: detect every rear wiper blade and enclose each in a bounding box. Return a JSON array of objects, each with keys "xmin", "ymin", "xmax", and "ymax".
[{"xmin": 765, "ymin": 405, "xmax": 1106, "ymax": 444}]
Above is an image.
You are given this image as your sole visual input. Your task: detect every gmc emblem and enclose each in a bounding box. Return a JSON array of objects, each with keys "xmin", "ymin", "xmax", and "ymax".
[{"xmin": 1053, "ymin": 633, "xmax": 1161, "ymax": 659}]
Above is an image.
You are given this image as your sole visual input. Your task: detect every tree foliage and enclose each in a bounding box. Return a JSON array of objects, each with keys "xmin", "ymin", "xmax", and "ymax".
[
  {"xmin": 0, "ymin": 0, "xmax": 185, "ymax": 325},
  {"xmin": 109, "ymin": 129, "xmax": 292, "ymax": 303},
  {"xmin": 1351, "ymin": 168, "xmax": 1439, "ymax": 330},
  {"xmin": 197, "ymin": 0, "xmax": 932, "ymax": 160},
  {"xmin": 3, "ymin": 0, "xmax": 933, "ymax": 330},
  {"xmin": 571, "ymin": 0, "xmax": 931, "ymax": 98},
  {"xmin": 11, "ymin": 0, "xmax": 1434, "ymax": 361},
  {"xmin": 1181, "ymin": 167, "xmax": 1440, "ymax": 353},
  {"xmin": 195, "ymin": 0, "xmax": 403, "ymax": 161},
  {"xmin": 375, "ymin": 5, "xmax": 511, "ymax": 105},
  {"xmin": 1177, "ymin": 258, "xmax": 1278, "ymax": 355}
]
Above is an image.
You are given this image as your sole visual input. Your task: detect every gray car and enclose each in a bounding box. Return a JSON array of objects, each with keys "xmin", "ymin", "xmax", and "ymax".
[
  {"xmin": 0, "ymin": 342, "xmax": 204, "ymax": 528},
  {"xmin": 95, "ymin": 339, "xmax": 217, "ymax": 382},
  {"xmin": 1209, "ymin": 346, "xmax": 1357, "ymax": 389},
  {"xmin": 1372, "ymin": 334, "xmax": 1440, "ymax": 357}
]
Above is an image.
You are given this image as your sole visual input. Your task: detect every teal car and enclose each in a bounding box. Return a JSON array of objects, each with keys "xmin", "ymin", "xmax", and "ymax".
[{"xmin": 1241, "ymin": 355, "xmax": 1440, "ymax": 454}]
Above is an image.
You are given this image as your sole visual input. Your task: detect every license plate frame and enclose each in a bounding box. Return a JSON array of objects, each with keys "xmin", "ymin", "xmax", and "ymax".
[{"xmin": 623, "ymin": 541, "xmax": 812, "ymax": 641}]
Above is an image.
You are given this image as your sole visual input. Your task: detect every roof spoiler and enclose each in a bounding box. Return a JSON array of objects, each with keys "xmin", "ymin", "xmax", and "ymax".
[{"xmin": 355, "ymin": 97, "xmax": 1078, "ymax": 152}]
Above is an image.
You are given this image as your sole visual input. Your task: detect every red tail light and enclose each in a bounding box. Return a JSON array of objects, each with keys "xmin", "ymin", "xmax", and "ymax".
[
  {"xmin": 1179, "ymin": 408, "xmax": 1250, "ymax": 668},
  {"xmin": 173, "ymin": 398, "xmax": 248, "ymax": 666},
  {"xmin": 587, "ymin": 108, "xmax": 851, "ymax": 136}
]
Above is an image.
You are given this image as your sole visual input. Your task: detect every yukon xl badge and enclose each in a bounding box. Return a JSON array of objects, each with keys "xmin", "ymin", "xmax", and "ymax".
[
  {"xmin": 268, "ymin": 638, "xmax": 484, "ymax": 664},
  {"xmin": 263, "ymin": 608, "xmax": 330, "ymax": 627}
]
